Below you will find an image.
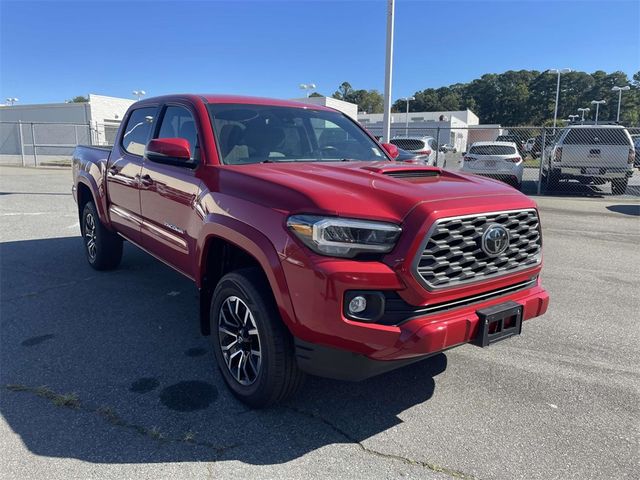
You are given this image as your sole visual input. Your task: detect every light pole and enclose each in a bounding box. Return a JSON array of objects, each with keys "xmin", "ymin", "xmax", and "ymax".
[
  {"xmin": 611, "ymin": 85, "xmax": 630, "ymax": 123},
  {"xmin": 548, "ymin": 68, "xmax": 571, "ymax": 130},
  {"xmin": 591, "ymin": 100, "xmax": 605, "ymax": 125},
  {"xmin": 382, "ymin": 0, "xmax": 395, "ymax": 142},
  {"xmin": 568, "ymin": 114, "xmax": 579, "ymax": 123},
  {"xmin": 5, "ymin": 97, "xmax": 19, "ymax": 106},
  {"xmin": 132, "ymin": 90, "xmax": 146, "ymax": 101},
  {"xmin": 299, "ymin": 83, "xmax": 316, "ymax": 97},
  {"xmin": 577, "ymin": 107, "xmax": 590, "ymax": 124},
  {"xmin": 401, "ymin": 96, "xmax": 414, "ymax": 136}
]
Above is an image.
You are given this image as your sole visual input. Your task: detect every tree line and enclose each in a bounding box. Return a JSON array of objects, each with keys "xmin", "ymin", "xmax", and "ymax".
[{"xmin": 320, "ymin": 70, "xmax": 640, "ymax": 126}]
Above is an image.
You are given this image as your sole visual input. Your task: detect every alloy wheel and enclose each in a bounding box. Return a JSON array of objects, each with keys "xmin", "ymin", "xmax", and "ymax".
[
  {"xmin": 84, "ymin": 212, "xmax": 97, "ymax": 260},
  {"xmin": 218, "ymin": 296, "xmax": 262, "ymax": 386}
]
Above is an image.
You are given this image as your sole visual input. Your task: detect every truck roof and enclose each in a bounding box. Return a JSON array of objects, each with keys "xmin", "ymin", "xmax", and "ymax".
[{"xmin": 134, "ymin": 94, "xmax": 335, "ymax": 112}]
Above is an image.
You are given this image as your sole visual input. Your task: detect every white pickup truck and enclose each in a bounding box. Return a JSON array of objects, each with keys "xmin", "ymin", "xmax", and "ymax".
[{"xmin": 543, "ymin": 125, "xmax": 635, "ymax": 194}]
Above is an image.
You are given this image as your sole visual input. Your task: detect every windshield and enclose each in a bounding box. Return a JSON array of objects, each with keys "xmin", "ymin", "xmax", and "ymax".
[
  {"xmin": 469, "ymin": 145, "xmax": 516, "ymax": 155},
  {"xmin": 208, "ymin": 103, "xmax": 386, "ymax": 164}
]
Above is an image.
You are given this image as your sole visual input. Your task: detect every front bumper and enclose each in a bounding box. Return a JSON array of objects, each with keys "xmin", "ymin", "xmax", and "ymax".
[
  {"xmin": 291, "ymin": 281, "xmax": 548, "ymax": 380},
  {"xmin": 282, "ymin": 246, "xmax": 548, "ymax": 372}
]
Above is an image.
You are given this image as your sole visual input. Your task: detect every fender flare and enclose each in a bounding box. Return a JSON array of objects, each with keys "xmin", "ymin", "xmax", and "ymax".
[
  {"xmin": 76, "ymin": 172, "xmax": 111, "ymax": 227},
  {"xmin": 196, "ymin": 214, "xmax": 299, "ymax": 332}
]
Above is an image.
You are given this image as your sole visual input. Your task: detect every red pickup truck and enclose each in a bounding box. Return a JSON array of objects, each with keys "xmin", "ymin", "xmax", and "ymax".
[{"xmin": 72, "ymin": 94, "xmax": 549, "ymax": 407}]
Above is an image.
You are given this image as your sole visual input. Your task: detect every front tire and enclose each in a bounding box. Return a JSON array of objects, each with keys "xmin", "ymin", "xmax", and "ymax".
[
  {"xmin": 81, "ymin": 202, "xmax": 122, "ymax": 270},
  {"xmin": 210, "ymin": 268, "xmax": 305, "ymax": 408}
]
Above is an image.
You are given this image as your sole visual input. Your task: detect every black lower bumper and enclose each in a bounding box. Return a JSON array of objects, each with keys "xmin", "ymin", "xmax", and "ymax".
[{"xmin": 294, "ymin": 338, "xmax": 436, "ymax": 382}]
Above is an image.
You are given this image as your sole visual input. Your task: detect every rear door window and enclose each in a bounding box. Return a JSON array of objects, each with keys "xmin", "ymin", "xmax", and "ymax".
[
  {"xmin": 122, "ymin": 107, "xmax": 157, "ymax": 156},
  {"xmin": 563, "ymin": 128, "xmax": 630, "ymax": 145}
]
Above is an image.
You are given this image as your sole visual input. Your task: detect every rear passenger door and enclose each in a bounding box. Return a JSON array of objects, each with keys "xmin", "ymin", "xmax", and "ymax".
[
  {"xmin": 139, "ymin": 104, "xmax": 203, "ymax": 279},
  {"xmin": 106, "ymin": 106, "xmax": 157, "ymax": 244}
]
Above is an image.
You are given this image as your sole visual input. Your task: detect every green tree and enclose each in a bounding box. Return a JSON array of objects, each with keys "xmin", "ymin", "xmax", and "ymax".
[{"xmin": 67, "ymin": 96, "xmax": 88, "ymax": 103}]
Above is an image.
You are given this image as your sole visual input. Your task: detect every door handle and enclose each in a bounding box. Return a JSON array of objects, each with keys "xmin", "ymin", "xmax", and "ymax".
[{"xmin": 140, "ymin": 174, "xmax": 153, "ymax": 186}]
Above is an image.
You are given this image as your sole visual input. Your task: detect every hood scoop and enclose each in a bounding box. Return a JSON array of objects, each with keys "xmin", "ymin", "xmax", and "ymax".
[
  {"xmin": 382, "ymin": 169, "xmax": 440, "ymax": 179},
  {"xmin": 360, "ymin": 164, "xmax": 441, "ymax": 179}
]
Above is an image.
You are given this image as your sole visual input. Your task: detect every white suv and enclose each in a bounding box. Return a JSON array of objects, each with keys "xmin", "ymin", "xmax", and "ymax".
[{"xmin": 461, "ymin": 141, "xmax": 524, "ymax": 190}]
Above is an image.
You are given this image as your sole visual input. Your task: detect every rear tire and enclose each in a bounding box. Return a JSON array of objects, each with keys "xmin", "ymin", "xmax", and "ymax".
[
  {"xmin": 210, "ymin": 268, "xmax": 305, "ymax": 408},
  {"xmin": 544, "ymin": 168, "xmax": 560, "ymax": 192},
  {"xmin": 612, "ymin": 178, "xmax": 628, "ymax": 195},
  {"xmin": 81, "ymin": 202, "xmax": 122, "ymax": 270}
]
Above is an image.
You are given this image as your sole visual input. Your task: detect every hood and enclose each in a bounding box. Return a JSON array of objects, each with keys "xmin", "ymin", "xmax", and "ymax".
[{"xmin": 212, "ymin": 161, "xmax": 534, "ymax": 223}]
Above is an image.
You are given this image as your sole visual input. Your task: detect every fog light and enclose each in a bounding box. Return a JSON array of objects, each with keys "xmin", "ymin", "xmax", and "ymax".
[
  {"xmin": 348, "ymin": 296, "xmax": 367, "ymax": 314},
  {"xmin": 344, "ymin": 291, "xmax": 386, "ymax": 323}
]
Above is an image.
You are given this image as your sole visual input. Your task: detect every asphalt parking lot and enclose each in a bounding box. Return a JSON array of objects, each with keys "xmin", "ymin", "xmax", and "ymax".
[{"xmin": 1, "ymin": 166, "xmax": 639, "ymax": 480}]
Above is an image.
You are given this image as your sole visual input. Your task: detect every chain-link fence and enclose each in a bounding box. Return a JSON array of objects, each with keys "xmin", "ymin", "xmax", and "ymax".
[
  {"xmin": 1, "ymin": 119, "xmax": 638, "ymax": 196},
  {"xmin": 365, "ymin": 124, "xmax": 639, "ymax": 197},
  {"xmin": 0, "ymin": 121, "xmax": 115, "ymax": 167}
]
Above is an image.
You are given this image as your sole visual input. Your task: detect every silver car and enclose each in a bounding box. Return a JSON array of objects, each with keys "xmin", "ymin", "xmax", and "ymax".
[{"xmin": 389, "ymin": 136, "xmax": 438, "ymax": 165}]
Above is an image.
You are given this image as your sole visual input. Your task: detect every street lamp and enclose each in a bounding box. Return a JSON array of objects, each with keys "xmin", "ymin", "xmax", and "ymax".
[
  {"xmin": 401, "ymin": 96, "xmax": 415, "ymax": 136},
  {"xmin": 611, "ymin": 85, "xmax": 630, "ymax": 123},
  {"xmin": 568, "ymin": 114, "xmax": 579, "ymax": 123},
  {"xmin": 299, "ymin": 83, "xmax": 316, "ymax": 97},
  {"xmin": 590, "ymin": 100, "xmax": 606, "ymax": 125},
  {"xmin": 5, "ymin": 97, "xmax": 19, "ymax": 106},
  {"xmin": 132, "ymin": 90, "xmax": 146, "ymax": 101},
  {"xmin": 548, "ymin": 68, "xmax": 571, "ymax": 130},
  {"xmin": 577, "ymin": 107, "xmax": 590, "ymax": 124}
]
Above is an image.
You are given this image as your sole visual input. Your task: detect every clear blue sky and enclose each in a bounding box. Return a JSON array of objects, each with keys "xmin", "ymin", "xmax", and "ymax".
[{"xmin": 1, "ymin": 0, "xmax": 638, "ymax": 104}]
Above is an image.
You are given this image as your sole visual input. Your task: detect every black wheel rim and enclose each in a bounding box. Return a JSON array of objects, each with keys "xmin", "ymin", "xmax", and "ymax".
[
  {"xmin": 84, "ymin": 212, "xmax": 97, "ymax": 261},
  {"xmin": 218, "ymin": 296, "xmax": 262, "ymax": 386}
]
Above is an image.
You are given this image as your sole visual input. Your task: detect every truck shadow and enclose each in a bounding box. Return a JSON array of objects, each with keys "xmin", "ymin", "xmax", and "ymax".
[{"xmin": 0, "ymin": 236, "xmax": 447, "ymax": 465}]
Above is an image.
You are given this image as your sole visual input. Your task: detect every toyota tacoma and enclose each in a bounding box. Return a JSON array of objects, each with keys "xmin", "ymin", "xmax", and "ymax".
[{"xmin": 72, "ymin": 94, "xmax": 549, "ymax": 407}]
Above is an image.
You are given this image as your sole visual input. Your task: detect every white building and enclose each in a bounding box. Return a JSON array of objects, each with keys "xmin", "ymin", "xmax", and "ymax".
[
  {"xmin": 0, "ymin": 94, "xmax": 135, "ymax": 165},
  {"xmin": 292, "ymin": 96, "xmax": 358, "ymax": 120},
  {"xmin": 358, "ymin": 109, "xmax": 480, "ymax": 152}
]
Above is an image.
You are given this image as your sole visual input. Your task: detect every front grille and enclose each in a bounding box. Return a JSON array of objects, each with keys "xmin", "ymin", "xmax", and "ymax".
[{"xmin": 413, "ymin": 209, "xmax": 541, "ymax": 289}]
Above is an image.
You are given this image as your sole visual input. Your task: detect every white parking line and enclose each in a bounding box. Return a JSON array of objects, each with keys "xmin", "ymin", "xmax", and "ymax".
[{"xmin": 0, "ymin": 212, "xmax": 47, "ymax": 216}]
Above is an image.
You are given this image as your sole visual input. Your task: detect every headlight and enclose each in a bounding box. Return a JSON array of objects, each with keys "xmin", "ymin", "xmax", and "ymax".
[{"xmin": 286, "ymin": 215, "xmax": 402, "ymax": 258}]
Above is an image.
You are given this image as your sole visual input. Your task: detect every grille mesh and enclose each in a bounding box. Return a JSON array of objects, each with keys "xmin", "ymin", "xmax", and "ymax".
[{"xmin": 414, "ymin": 210, "xmax": 541, "ymax": 289}]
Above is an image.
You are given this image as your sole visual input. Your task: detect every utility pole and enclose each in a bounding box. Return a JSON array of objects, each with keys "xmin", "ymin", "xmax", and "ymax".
[{"xmin": 382, "ymin": 0, "xmax": 395, "ymax": 143}]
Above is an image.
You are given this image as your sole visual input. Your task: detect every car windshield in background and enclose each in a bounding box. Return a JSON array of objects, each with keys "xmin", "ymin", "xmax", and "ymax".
[
  {"xmin": 208, "ymin": 104, "xmax": 386, "ymax": 165},
  {"xmin": 563, "ymin": 128, "xmax": 631, "ymax": 145},
  {"xmin": 469, "ymin": 145, "xmax": 516, "ymax": 155}
]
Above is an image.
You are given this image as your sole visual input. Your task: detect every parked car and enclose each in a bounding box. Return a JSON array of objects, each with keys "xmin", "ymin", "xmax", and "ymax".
[
  {"xmin": 72, "ymin": 94, "xmax": 548, "ymax": 407},
  {"xmin": 389, "ymin": 136, "xmax": 438, "ymax": 165},
  {"xmin": 461, "ymin": 141, "xmax": 524, "ymax": 190},
  {"xmin": 632, "ymin": 135, "xmax": 640, "ymax": 168},
  {"xmin": 529, "ymin": 135, "xmax": 544, "ymax": 159},
  {"xmin": 525, "ymin": 138, "xmax": 535, "ymax": 153},
  {"xmin": 496, "ymin": 134, "xmax": 526, "ymax": 156},
  {"xmin": 439, "ymin": 143, "xmax": 457, "ymax": 153},
  {"xmin": 395, "ymin": 147, "xmax": 430, "ymax": 164},
  {"xmin": 542, "ymin": 125, "xmax": 635, "ymax": 194}
]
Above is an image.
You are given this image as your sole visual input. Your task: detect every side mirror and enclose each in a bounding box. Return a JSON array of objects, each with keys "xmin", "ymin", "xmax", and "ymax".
[
  {"xmin": 145, "ymin": 138, "xmax": 192, "ymax": 163},
  {"xmin": 381, "ymin": 143, "xmax": 399, "ymax": 159}
]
